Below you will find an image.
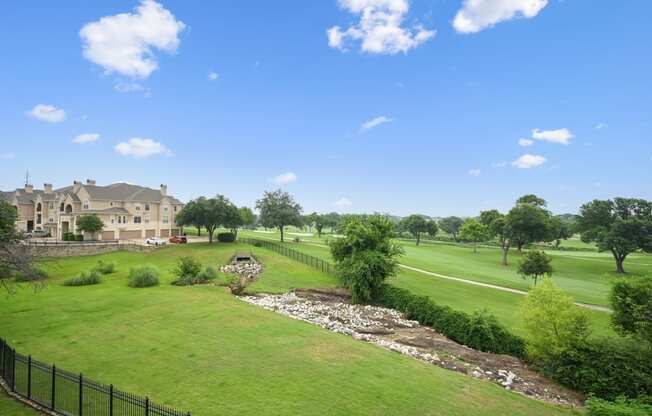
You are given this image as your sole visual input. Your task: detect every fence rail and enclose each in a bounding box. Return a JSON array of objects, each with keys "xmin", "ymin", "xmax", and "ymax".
[
  {"xmin": 0, "ymin": 338, "xmax": 190, "ymax": 416},
  {"xmin": 238, "ymin": 237, "xmax": 336, "ymax": 276}
]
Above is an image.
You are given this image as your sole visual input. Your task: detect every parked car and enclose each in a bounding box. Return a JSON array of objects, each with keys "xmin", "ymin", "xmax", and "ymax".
[
  {"xmin": 145, "ymin": 237, "xmax": 167, "ymax": 246},
  {"xmin": 24, "ymin": 229, "xmax": 50, "ymax": 239},
  {"xmin": 169, "ymin": 235, "xmax": 187, "ymax": 244}
]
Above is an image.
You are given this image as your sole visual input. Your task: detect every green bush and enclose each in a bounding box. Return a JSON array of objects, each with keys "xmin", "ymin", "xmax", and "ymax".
[
  {"xmin": 376, "ymin": 285, "xmax": 525, "ymax": 357},
  {"xmin": 172, "ymin": 256, "xmax": 202, "ymax": 280},
  {"xmin": 217, "ymin": 232, "xmax": 235, "ymax": 243},
  {"xmin": 198, "ymin": 266, "xmax": 218, "ymax": 281},
  {"xmin": 92, "ymin": 260, "xmax": 116, "ymax": 275},
  {"xmin": 75, "ymin": 234, "xmax": 84, "ymax": 241},
  {"xmin": 587, "ymin": 396, "xmax": 652, "ymax": 416},
  {"xmin": 62, "ymin": 232, "xmax": 75, "ymax": 241},
  {"xmin": 63, "ymin": 271, "xmax": 102, "ymax": 286},
  {"xmin": 172, "ymin": 266, "xmax": 218, "ymax": 286},
  {"xmin": 128, "ymin": 265, "xmax": 160, "ymax": 288},
  {"xmin": 14, "ymin": 268, "xmax": 49, "ymax": 282}
]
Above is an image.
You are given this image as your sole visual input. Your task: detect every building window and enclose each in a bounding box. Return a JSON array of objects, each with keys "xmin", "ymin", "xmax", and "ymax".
[
  {"xmin": 36, "ymin": 203, "xmax": 42, "ymax": 212},
  {"xmin": 162, "ymin": 215, "xmax": 169, "ymax": 224},
  {"xmin": 134, "ymin": 216, "xmax": 142, "ymax": 224},
  {"xmin": 49, "ymin": 202, "xmax": 54, "ymax": 209},
  {"xmin": 145, "ymin": 204, "xmax": 150, "ymax": 211},
  {"xmin": 136, "ymin": 206, "xmax": 141, "ymax": 211},
  {"xmin": 111, "ymin": 218, "xmax": 115, "ymax": 224},
  {"xmin": 83, "ymin": 200, "xmax": 89, "ymax": 209},
  {"xmin": 163, "ymin": 207, "xmax": 168, "ymax": 212},
  {"xmin": 37, "ymin": 214, "xmax": 42, "ymax": 224},
  {"xmin": 65, "ymin": 204, "xmax": 72, "ymax": 214},
  {"xmin": 60, "ymin": 203, "xmax": 64, "ymax": 212},
  {"xmin": 123, "ymin": 216, "xmax": 127, "ymax": 224},
  {"xmin": 49, "ymin": 217, "xmax": 54, "ymax": 223},
  {"xmin": 174, "ymin": 206, "xmax": 177, "ymax": 212},
  {"xmin": 118, "ymin": 216, "xmax": 122, "ymax": 224},
  {"xmin": 110, "ymin": 202, "xmax": 114, "ymax": 207},
  {"xmin": 145, "ymin": 217, "xmax": 149, "ymax": 224}
]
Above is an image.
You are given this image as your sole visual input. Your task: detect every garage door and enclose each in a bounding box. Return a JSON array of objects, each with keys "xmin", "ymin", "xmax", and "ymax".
[
  {"xmin": 160, "ymin": 229, "xmax": 170, "ymax": 238},
  {"xmin": 101, "ymin": 231, "xmax": 115, "ymax": 241},
  {"xmin": 119, "ymin": 230, "xmax": 142, "ymax": 240},
  {"xmin": 145, "ymin": 229, "xmax": 156, "ymax": 238}
]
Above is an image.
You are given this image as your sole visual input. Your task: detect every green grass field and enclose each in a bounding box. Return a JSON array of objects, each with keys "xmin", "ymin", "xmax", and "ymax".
[{"xmin": 0, "ymin": 243, "xmax": 579, "ymax": 416}]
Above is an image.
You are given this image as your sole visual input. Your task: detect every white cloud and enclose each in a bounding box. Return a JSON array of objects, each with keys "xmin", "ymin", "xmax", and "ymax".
[
  {"xmin": 328, "ymin": 0, "xmax": 435, "ymax": 54},
  {"xmin": 115, "ymin": 138, "xmax": 172, "ymax": 158},
  {"xmin": 0, "ymin": 153, "xmax": 15, "ymax": 160},
  {"xmin": 468, "ymin": 168, "xmax": 481, "ymax": 177},
  {"xmin": 512, "ymin": 154, "xmax": 546, "ymax": 169},
  {"xmin": 594, "ymin": 122, "xmax": 607, "ymax": 130},
  {"xmin": 27, "ymin": 104, "xmax": 66, "ymax": 123},
  {"xmin": 518, "ymin": 138, "xmax": 534, "ymax": 146},
  {"xmin": 114, "ymin": 81, "xmax": 147, "ymax": 93},
  {"xmin": 531, "ymin": 128, "xmax": 574, "ymax": 145},
  {"xmin": 490, "ymin": 161, "xmax": 506, "ymax": 168},
  {"xmin": 334, "ymin": 197, "xmax": 353, "ymax": 208},
  {"xmin": 360, "ymin": 115, "xmax": 392, "ymax": 132},
  {"xmin": 453, "ymin": 0, "xmax": 548, "ymax": 34},
  {"xmin": 73, "ymin": 133, "xmax": 100, "ymax": 144},
  {"xmin": 208, "ymin": 72, "xmax": 219, "ymax": 81},
  {"xmin": 272, "ymin": 172, "xmax": 298, "ymax": 185},
  {"xmin": 79, "ymin": 0, "xmax": 186, "ymax": 79}
]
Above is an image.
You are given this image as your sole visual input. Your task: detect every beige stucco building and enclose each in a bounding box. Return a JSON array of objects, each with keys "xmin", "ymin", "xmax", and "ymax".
[{"xmin": 1, "ymin": 180, "xmax": 184, "ymax": 240}]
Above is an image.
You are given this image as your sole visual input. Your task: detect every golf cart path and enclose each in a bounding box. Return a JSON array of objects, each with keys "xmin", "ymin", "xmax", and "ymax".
[{"xmin": 399, "ymin": 264, "xmax": 612, "ymax": 313}]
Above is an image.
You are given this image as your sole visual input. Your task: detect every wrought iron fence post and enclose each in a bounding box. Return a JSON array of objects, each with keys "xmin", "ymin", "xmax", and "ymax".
[
  {"xmin": 109, "ymin": 384, "xmax": 114, "ymax": 416},
  {"xmin": 78, "ymin": 373, "xmax": 83, "ymax": 416},
  {"xmin": 1, "ymin": 338, "xmax": 5, "ymax": 379},
  {"xmin": 27, "ymin": 355, "xmax": 32, "ymax": 399},
  {"xmin": 11, "ymin": 348, "xmax": 16, "ymax": 392},
  {"xmin": 51, "ymin": 364, "xmax": 56, "ymax": 410},
  {"xmin": 145, "ymin": 396, "xmax": 150, "ymax": 416}
]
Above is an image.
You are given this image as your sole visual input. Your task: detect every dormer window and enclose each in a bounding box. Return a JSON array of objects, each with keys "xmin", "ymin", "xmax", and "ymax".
[
  {"xmin": 83, "ymin": 200, "xmax": 89, "ymax": 210},
  {"xmin": 136, "ymin": 205, "xmax": 141, "ymax": 211},
  {"xmin": 145, "ymin": 204, "xmax": 150, "ymax": 211}
]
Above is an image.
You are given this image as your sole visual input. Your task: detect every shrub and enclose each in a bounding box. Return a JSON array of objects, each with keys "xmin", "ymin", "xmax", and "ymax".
[
  {"xmin": 172, "ymin": 266, "xmax": 218, "ymax": 286},
  {"xmin": 217, "ymin": 232, "xmax": 235, "ymax": 243},
  {"xmin": 75, "ymin": 234, "xmax": 84, "ymax": 241},
  {"xmin": 198, "ymin": 266, "xmax": 218, "ymax": 281},
  {"xmin": 610, "ymin": 277, "xmax": 652, "ymax": 344},
  {"xmin": 63, "ymin": 271, "xmax": 102, "ymax": 286},
  {"xmin": 587, "ymin": 396, "xmax": 652, "ymax": 416},
  {"xmin": 128, "ymin": 265, "xmax": 160, "ymax": 288},
  {"xmin": 172, "ymin": 256, "xmax": 202, "ymax": 280},
  {"xmin": 92, "ymin": 260, "xmax": 116, "ymax": 275},
  {"xmin": 293, "ymin": 237, "xmax": 301, "ymax": 243},
  {"xmin": 376, "ymin": 285, "xmax": 525, "ymax": 357},
  {"xmin": 62, "ymin": 232, "xmax": 75, "ymax": 241},
  {"xmin": 14, "ymin": 268, "xmax": 48, "ymax": 282}
]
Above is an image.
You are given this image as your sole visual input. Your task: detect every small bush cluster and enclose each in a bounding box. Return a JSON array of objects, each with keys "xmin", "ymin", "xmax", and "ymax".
[
  {"xmin": 92, "ymin": 260, "xmax": 116, "ymax": 275},
  {"xmin": 376, "ymin": 285, "xmax": 525, "ymax": 357},
  {"xmin": 64, "ymin": 270, "xmax": 102, "ymax": 286},
  {"xmin": 217, "ymin": 232, "xmax": 235, "ymax": 243},
  {"xmin": 128, "ymin": 265, "xmax": 160, "ymax": 288},
  {"xmin": 587, "ymin": 396, "xmax": 652, "ymax": 416},
  {"xmin": 62, "ymin": 233, "xmax": 84, "ymax": 241},
  {"xmin": 171, "ymin": 256, "xmax": 218, "ymax": 286},
  {"xmin": 172, "ymin": 266, "xmax": 218, "ymax": 286},
  {"xmin": 14, "ymin": 268, "xmax": 49, "ymax": 282}
]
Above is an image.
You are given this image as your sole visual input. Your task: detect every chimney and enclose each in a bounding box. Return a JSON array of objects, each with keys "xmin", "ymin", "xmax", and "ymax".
[
  {"xmin": 44, "ymin": 183, "xmax": 53, "ymax": 194},
  {"xmin": 73, "ymin": 180, "xmax": 82, "ymax": 193},
  {"xmin": 160, "ymin": 184, "xmax": 167, "ymax": 196},
  {"xmin": 86, "ymin": 179, "xmax": 96, "ymax": 186},
  {"xmin": 24, "ymin": 184, "xmax": 34, "ymax": 193}
]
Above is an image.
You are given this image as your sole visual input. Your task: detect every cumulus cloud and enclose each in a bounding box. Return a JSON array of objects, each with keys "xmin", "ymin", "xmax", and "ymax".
[
  {"xmin": 531, "ymin": 128, "xmax": 574, "ymax": 145},
  {"xmin": 490, "ymin": 161, "xmax": 506, "ymax": 168},
  {"xmin": 328, "ymin": 0, "xmax": 435, "ymax": 54},
  {"xmin": 518, "ymin": 138, "xmax": 534, "ymax": 146},
  {"xmin": 360, "ymin": 115, "xmax": 392, "ymax": 132},
  {"xmin": 334, "ymin": 197, "xmax": 353, "ymax": 208},
  {"xmin": 468, "ymin": 169, "xmax": 481, "ymax": 177},
  {"xmin": 208, "ymin": 72, "xmax": 219, "ymax": 81},
  {"xmin": 73, "ymin": 133, "xmax": 100, "ymax": 144},
  {"xmin": 512, "ymin": 154, "xmax": 546, "ymax": 169},
  {"xmin": 272, "ymin": 172, "xmax": 298, "ymax": 185},
  {"xmin": 453, "ymin": 0, "xmax": 548, "ymax": 34},
  {"xmin": 27, "ymin": 104, "xmax": 66, "ymax": 123},
  {"xmin": 0, "ymin": 153, "xmax": 15, "ymax": 160},
  {"xmin": 114, "ymin": 81, "xmax": 148, "ymax": 94},
  {"xmin": 115, "ymin": 138, "xmax": 172, "ymax": 158},
  {"xmin": 80, "ymin": 0, "xmax": 185, "ymax": 79}
]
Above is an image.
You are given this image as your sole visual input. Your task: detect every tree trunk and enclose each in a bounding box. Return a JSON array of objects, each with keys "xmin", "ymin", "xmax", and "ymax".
[
  {"xmin": 280, "ymin": 226, "xmax": 284, "ymax": 242},
  {"xmin": 517, "ymin": 241, "xmax": 524, "ymax": 252},
  {"xmin": 501, "ymin": 247, "xmax": 508, "ymax": 265},
  {"xmin": 197, "ymin": 226, "xmax": 201, "ymax": 237},
  {"xmin": 208, "ymin": 228, "xmax": 213, "ymax": 244},
  {"xmin": 616, "ymin": 256, "xmax": 626, "ymax": 274},
  {"xmin": 416, "ymin": 233, "xmax": 420, "ymax": 246},
  {"xmin": 473, "ymin": 241, "xmax": 477, "ymax": 253}
]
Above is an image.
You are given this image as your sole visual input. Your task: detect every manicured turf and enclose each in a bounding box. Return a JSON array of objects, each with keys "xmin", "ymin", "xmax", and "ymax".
[
  {"xmin": 0, "ymin": 391, "xmax": 38, "ymax": 416},
  {"xmin": 0, "ymin": 244, "xmax": 579, "ymax": 416}
]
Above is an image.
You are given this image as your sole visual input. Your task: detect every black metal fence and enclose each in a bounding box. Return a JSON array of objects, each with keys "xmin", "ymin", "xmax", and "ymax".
[
  {"xmin": 0, "ymin": 338, "xmax": 190, "ymax": 416},
  {"xmin": 238, "ymin": 237, "xmax": 336, "ymax": 276}
]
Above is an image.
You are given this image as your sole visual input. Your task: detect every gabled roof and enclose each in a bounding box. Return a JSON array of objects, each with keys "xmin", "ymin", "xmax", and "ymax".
[{"xmin": 82, "ymin": 183, "xmax": 181, "ymax": 203}]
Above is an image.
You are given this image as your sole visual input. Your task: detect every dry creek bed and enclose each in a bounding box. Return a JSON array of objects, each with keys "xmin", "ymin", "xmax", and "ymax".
[{"xmin": 238, "ymin": 289, "xmax": 583, "ymax": 408}]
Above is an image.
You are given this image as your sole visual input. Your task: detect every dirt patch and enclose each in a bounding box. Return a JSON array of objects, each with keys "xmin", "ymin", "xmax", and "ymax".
[{"xmin": 239, "ymin": 291, "xmax": 584, "ymax": 408}]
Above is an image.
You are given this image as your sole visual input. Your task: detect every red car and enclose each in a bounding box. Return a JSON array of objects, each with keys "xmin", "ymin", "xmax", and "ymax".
[{"xmin": 169, "ymin": 235, "xmax": 188, "ymax": 244}]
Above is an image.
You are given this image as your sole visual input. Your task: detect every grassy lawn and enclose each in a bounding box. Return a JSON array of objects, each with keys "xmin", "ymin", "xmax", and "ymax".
[
  {"xmin": 0, "ymin": 244, "xmax": 580, "ymax": 416},
  {"xmin": 0, "ymin": 391, "xmax": 38, "ymax": 416}
]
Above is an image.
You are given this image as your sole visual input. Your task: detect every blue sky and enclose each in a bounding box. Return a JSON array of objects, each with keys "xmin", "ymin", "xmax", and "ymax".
[{"xmin": 1, "ymin": 0, "xmax": 650, "ymax": 216}]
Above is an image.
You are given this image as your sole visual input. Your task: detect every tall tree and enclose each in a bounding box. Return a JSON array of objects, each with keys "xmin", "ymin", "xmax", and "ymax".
[
  {"xmin": 329, "ymin": 215, "xmax": 403, "ymax": 303},
  {"xmin": 324, "ymin": 212, "xmax": 341, "ymax": 233},
  {"xmin": 0, "ymin": 200, "xmax": 41, "ymax": 293},
  {"xmin": 438, "ymin": 216, "xmax": 464, "ymax": 241},
  {"xmin": 198, "ymin": 195, "xmax": 235, "ymax": 244},
  {"xmin": 223, "ymin": 202, "xmax": 244, "ymax": 237},
  {"xmin": 400, "ymin": 215, "xmax": 433, "ymax": 246},
  {"xmin": 256, "ymin": 189, "xmax": 303, "ymax": 242},
  {"xmin": 76, "ymin": 214, "xmax": 104, "ymax": 240},
  {"xmin": 508, "ymin": 195, "xmax": 553, "ymax": 251},
  {"xmin": 548, "ymin": 215, "xmax": 573, "ymax": 248},
  {"xmin": 480, "ymin": 209, "xmax": 513, "ymax": 265},
  {"xmin": 238, "ymin": 207, "xmax": 256, "ymax": 229},
  {"xmin": 576, "ymin": 198, "xmax": 652, "ymax": 273},
  {"xmin": 176, "ymin": 199, "xmax": 206, "ymax": 236},
  {"xmin": 459, "ymin": 218, "xmax": 489, "ymax": 253}
]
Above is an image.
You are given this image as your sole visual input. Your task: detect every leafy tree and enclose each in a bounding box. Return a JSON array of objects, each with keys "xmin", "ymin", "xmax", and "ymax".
[
  {"xmin": 459, "ymin": 218, "xmax": 489, "ymax": 253},
  {"xmin": 548, "ymin": 215, "xmax": 573, "ymax": 248},
  {"xmin": 76, "ymin": 214, "xmax": 104, "ymax": 239},
  {"xmin": 401, "ymin": 215, "xmax": 437, "ymax": 246},
  {"xmin": 480, "ymin": 209, "xmax": 513, "ymax": 265},
  {"xmin": 223, "ymin": 202, "xmax": 244, "ymax": 237},
  {"xmin": 520, "ymin": 278, "xmax": 590, "ymax": 361},
  {"xmin": 239, "ymin": 207, "xmax": 256, "ymax": 229},
  {"xmin": 508, "ymin": 195, "xmax": 553, "ymax": 251},
  {"xmin": 256, "ymin": 189, "xmax": 303, "ymax": 242},
  {"xmin": 610, "ymin": 277, "xmax": 652, "ymax": 344},
  {"xmin": 329, "ymin": 215, "xmax": 403, "ymax": 303},
  {"xmin": 438, "ymin": 216, "xmax": 464, "ymax": 241},
  {"xmin": 518, "ymin": 250, "xmax": 552, "ymax": 286},
  {"xmin": 304, "ymin": 212, "xmax": 318, "ymax": 233},
  {"xmin": 0, "ymin": 200, "xmax": 41, "ymax": 292},
  {"xmin": 176, "ymin": 199, "xmax": 206, "ymax": 236},
  {"xmin": 195, "ymin": 195, "xmax": 238, "ymax": 244},
  {"xmin": 576, "ymin": 198, "xmax": 652, "ymax": 273},
  {"xmin": 323, "ymin": 212, "xmax": 341, "ymax": 233}
]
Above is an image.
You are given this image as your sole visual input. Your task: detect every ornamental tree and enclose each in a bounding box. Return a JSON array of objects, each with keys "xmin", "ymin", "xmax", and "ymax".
[
  {"xmin": 76, "ymin": 214, "xmax": 104, "ymax": 239},
  {"xmin": 401, "ymin": 215, "xmax": 437, "ymax": 246},
  {"xmin": 518, "ymin": 250, "xmax": 553, "ymax": 286},
  {"xmin": 256, "ymin": 189, "xmax": 303, "ymax": 242},
  {"xmin": 459, "ymin": 218, "xmax": 489, "ymax": 253}
]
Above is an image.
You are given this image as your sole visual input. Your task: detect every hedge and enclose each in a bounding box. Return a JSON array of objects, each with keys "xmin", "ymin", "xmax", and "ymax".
[
  {"xmin": 376, "ymin": 285, "xmax": 526, "ymax": 357},
  {"xmin": 586, "ymin": 396, "xmax": 652, "ymax": 416},
  {"xmin": 217, "ymin": 232, "xmax": 236, "ymax": 243}
]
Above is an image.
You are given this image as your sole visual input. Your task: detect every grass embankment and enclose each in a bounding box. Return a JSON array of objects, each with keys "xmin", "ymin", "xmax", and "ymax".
[{"xmin": 0, "ymin": 243, "xmax": 579, "ymax": 416}]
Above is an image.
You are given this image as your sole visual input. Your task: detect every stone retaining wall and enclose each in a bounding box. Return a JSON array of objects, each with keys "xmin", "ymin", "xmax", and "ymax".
[{"xmin": 24, "ymin": 243, "xmax": 155, "ymax": 258}]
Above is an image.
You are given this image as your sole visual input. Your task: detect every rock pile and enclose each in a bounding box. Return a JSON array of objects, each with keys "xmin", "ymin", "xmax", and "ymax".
[{"xmin": 220, "ymin": 261, "xmax": 263, "ymax": 280}]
